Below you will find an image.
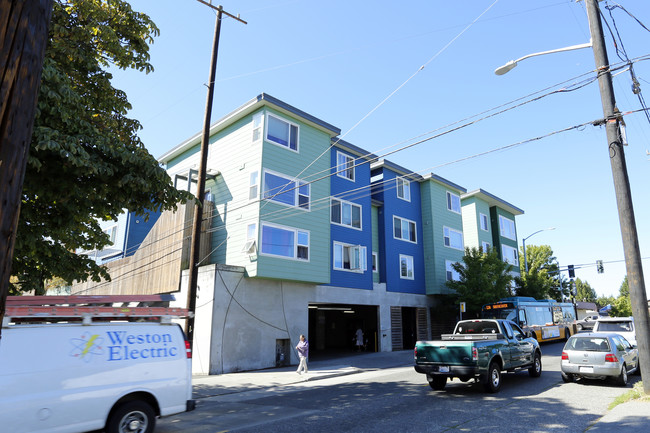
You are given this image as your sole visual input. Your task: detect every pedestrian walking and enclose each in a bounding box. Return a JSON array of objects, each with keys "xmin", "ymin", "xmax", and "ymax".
[
  {"xmin": 296, "ymin": 334, "xmax": 309, "ymax": 374},
  {"xmin": 355, "ymin": 327, "xmax": 364, "ymax": 351}
]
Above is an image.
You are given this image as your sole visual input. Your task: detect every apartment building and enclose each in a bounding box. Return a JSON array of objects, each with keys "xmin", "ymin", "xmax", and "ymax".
[{"xmin": 72, "ymin": 94, "xmax": 523, "ymax": 374}]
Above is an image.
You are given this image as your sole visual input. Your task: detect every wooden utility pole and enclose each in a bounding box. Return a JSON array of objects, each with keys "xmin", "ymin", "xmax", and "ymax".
[
  {"xmin": 185, "ymin": 2, "xmax": 246, "ymax": 348},
  {"xmin": 585, "ymin": 0, "xmax": 650, "ymax": 393},
  {"xmin": 0, "ymin": 0, "xmax": 53, "ymax": 327}
]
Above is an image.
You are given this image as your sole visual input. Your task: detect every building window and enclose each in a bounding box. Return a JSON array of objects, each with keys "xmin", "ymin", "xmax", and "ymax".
[
  {"xmin": 336, "ymin": 151, "xmax": 355, "ymax": 181},
  {"xmin": 372, "ymin": 252, "xmax": 378, "ymax": 273},
  {"xmin": 260, "ymin": 223, "xmax": 309, "ymax": 261},
  {"xmin": 481, "ymin": 241, "xmax": 491, "ymax": 252},
  {"xmin": 104, "ymin": 225, "xmax": 117, "ymax": 245},
  {"xmin": 242, "ymin": 223, "xmax": 257, "ymax": 253},
  {"xmin": 396, "ymin": 177, "xmax": 410, "ymax": 201},
  {"xmin": 399, "ymin": 254, "xmax": 414, "ymax": 280},
  {"xmin": 266, "ymin": 114, "xmax": 298, "ymax": 151},
  {"xmin": 252, "ymin": 112, "xmax": 263, "ymax": 142},
  {"xmin": 263, "ymin": 170, "xmax": 309, "ymax": 210},
  {"xmin": 480, "ymin": 213, "xmax": 489, "ymax": 231},
  {"xmin": 502, "ymin": 244, "xmax": 518, "ymax": 266},
  {"xmin": 446, "ymin": 191, "xmax": 461, "ymax": 214},
  {"xmin": 393, "ymin": 216, "xmax": 417, "ymax": 243},
  {"xmin": 331, "ymin": 198, "xmax": 361, "ymax": 229},
  {"xmin": 446, "ymin": 260, "xmax": 460, "ymax": 282},
  {"xmin": 333, "ymin": 242, "xmax": 367, "ymax": 271},
  {"xmin": 249, "ymin": 171, "xmax": 259, "ymax": 200},
  {"xmin": 499, "ymin": 215, "xmax": 516, "ymax": 240},
  {"xmin": 443, "ymin": 226, "xmax": 464, "ymax": 250}
]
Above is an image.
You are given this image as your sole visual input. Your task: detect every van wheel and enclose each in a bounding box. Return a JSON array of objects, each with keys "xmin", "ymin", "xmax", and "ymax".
[
  {"xmin": 528, "ymin": 351, "xmax": 542, "ymax": 377},
  {"xmin": 107, "ymin": 400, "xmax": 156, "ymax": 433},
  {"xmin": 484, "ymin": 362, "xmax": 502, "ymax": 393},
  {"xmin": 429, "ymin": 376, "xmax": 447, "ymax": 390}
]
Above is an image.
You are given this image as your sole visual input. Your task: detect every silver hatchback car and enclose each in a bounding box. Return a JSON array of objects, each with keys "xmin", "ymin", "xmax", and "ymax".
[{"xmin": 561, "ymin": 332, "xmax": 639, "ymax": 386}]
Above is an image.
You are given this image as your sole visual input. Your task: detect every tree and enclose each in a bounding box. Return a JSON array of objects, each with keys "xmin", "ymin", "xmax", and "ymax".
[
  {"xmin": 516, "ymin": 244, "xmax": 566, "ymax": 301},
  {"xmin": 610, "ymin": 276, "xmax": 632, "ymax": 317},
  {"xmin": 596, "ymin": 295, "xmax": 615, "ymax": 309},
  {"xmin": 446, "ymin": 247, "xmax": 514, "ymax": 318},
  {"xmin": 11, "ymin": 0, "xmax": 191, "ymax": 293},
  {"xmin": 575, "ymin": 278, "xmax": 597, "ymax": 303}
]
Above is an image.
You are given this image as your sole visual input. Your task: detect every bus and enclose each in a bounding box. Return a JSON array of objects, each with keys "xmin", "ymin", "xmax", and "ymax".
[{"xmin": 481, "ymin": 297, "xmax": 576, "ymax": 342}]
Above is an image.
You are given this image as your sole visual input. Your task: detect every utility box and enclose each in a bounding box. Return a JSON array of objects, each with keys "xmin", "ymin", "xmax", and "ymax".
[{"xmin": 275, "ymin": 339, "xmax": 290, "ymax": 367}]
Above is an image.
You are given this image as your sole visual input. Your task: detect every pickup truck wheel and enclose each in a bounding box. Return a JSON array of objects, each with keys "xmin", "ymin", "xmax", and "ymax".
[
  {"xmin": 484, "ymin": 362, "xmax": 502, "ymax": 393},
  {"xmin": 429, "ymin": 376, "xmax": 447, "ymax": 391},
  {"xmin": 615, "ymin": 364, "xmax": 628, "ymax": 387},
  {"xmin": 107, "ymin": 400, "xmax": 156, "ymax": 433},
  {"xmin": 528, "ymin": 351, "xmax": 542, "ymax": 377}
]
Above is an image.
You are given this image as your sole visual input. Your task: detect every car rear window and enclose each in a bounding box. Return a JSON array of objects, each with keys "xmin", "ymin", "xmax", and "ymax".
[
  {"xmin": 567, "ymin": 337, "xmax": 610, "ymax": 352},
  {"xmin": 455, "ymin": 321, "xmax": 499, "ymax": 334},
  {"xmin": 597, "ymin": 322, "xmax": 632, "ymax": 332}
]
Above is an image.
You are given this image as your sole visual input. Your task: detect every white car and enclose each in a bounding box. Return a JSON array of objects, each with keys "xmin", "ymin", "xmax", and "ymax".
[{"xmin": 592, "ymin": 316, "xmax": 636, "ymax": 347}]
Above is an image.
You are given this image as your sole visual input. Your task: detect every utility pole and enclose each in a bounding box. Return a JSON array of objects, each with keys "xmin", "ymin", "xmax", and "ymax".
[
  {"xmin": 0, "ymin": 0, "xmax": 53, "ymax": 330},
  {"xmin": 185, "ymin": 2, "xmax": 246, "ymax": 349},
  {"xmin": 585, "ymin": 0, "xmax": 650, "ymax": 393}
]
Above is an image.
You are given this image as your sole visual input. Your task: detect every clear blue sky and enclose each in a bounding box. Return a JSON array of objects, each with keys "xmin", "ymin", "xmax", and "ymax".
[{"xmin": 110, "ymin": 0, "xmax": 650, "ymax": 299}]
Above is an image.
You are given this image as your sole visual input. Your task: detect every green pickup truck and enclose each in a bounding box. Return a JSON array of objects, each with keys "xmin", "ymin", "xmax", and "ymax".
[{"xmin": 414, "ymin": 319, "xmax": 542, "ymax": 392}]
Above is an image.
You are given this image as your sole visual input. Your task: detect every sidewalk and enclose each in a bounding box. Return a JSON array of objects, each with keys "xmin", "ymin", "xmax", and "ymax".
[
  {"xmin": 192, "ymin": 349, "xmax": 413, "ymax": 399},
  {"xmin": 190, "ymin": 350, "xmax": 650, "ymax": 432}
]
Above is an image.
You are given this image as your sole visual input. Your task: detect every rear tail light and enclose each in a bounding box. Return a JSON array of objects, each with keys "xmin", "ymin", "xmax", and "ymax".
[
  {"xmin": 605, "ymin": 353, "xmax": 618, "ymax": 363},
  {"xmin": 414, "ymin": 347, "xmax": 418, "ymax": 358},
  {"xmin": 561, "ymin": 351, "xmax": 568, "ymax": 360},
  {"xmin": 185, "ymin": 340, "xmax": 192, "ymax": 359},
  {"xmin": 472, "ymin": 346, "xmax": 478, "ymax": 361}
]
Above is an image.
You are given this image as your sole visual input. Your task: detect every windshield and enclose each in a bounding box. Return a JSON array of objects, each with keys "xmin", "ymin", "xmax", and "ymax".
[{"xmin": 482, "ymin": 308, "xmax": 516, "ymax": 322}]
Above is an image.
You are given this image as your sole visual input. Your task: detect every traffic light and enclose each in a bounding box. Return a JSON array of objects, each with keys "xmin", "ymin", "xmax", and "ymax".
[
  {"xmin": 596, "ymin": 260, "xmax": 604, "ymax": 273},
  {"xmin": 568, "ymin": 265, "xmax": 575, "ymax": 278}
]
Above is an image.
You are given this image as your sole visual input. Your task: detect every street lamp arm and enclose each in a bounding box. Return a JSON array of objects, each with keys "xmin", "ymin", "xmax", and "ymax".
[{"xmin": 495, "ymin": 41, "xmax": 593, "ymax": 75}]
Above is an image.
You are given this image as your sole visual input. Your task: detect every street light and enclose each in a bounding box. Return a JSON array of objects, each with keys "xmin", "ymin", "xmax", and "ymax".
[
  {"xmin": 494, "ymin": 41, "xmax": 592, "ymax": 75},
  {"xmin": 522, "ymin": 227, "xmax": 555, "ymax": 273}
]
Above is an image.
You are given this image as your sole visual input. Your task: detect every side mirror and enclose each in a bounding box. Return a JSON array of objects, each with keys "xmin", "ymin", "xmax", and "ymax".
[{"xmin": 526, "ymin": 331, "xmax": 533, "ymax": 339}]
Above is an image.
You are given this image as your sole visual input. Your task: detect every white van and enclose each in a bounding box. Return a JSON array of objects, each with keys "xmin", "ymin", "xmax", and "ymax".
[
  {"xmin": 0, "ymin": 296, "xmax": 195, "ymax": 433},
  {"xmin": 593, "ymin": 316, "xmax": 636, "ymax": 347}
]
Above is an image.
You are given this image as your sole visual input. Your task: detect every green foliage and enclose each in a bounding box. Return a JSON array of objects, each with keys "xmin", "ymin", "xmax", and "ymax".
[
  {"xmin": 610, "ymin": 295, "xmax": 632, "ymax": 317},
  {"xmin": 619, "ymin": 276, "xmax": 629, "ymax": 297},
  {"xmin": 596, "ymin": 295, "xmax": 616, "ymax": 309},
  {"xmin": 575, "ymin": 278, "xmax": 597, "ymax": 303},
  {"xmin": 446, "ymin": 247, "xmax": 514, "ymax": 318},
  {"xmin": 610, "ymin": 276, "xmax": 632, "ymax": 317},
  {"xmin": 516, "ymin": 244, "xmax": 566, "ymax": 301},
  {"xmin": 12, "ymin": 0, "xmax": 192, "ymax": 293}
]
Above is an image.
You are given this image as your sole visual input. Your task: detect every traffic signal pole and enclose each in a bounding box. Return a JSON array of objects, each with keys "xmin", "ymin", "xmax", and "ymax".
[{"xmin": 585, "ymin": 0, "xmax": 650, "ymax": 393}]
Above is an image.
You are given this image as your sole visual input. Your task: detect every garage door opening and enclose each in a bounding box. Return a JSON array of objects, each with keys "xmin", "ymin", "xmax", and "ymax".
[{"xmin": 308, "ymin": 303, "xmax": 378, "ymax": 359}]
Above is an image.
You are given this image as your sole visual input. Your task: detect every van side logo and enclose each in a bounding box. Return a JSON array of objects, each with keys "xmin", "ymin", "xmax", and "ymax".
[{"xmin": 70, "ymin": 332, "xmax": 105, "ymax": 362}]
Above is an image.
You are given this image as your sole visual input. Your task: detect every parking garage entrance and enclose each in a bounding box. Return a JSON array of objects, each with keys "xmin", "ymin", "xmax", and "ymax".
[{"xmin": 308, "ymin": 303, "xmax": 379, "ymax": 359}]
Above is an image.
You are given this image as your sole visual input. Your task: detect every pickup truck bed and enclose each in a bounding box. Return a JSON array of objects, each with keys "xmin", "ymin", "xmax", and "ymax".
[{"xmin": 414, "ymin": 319, "xmax": 542, "ymax": 392}]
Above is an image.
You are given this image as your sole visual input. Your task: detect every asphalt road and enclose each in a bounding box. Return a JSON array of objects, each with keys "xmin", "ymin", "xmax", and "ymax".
[{"xmin": 157, "ymin": 342, "xmax": 641, "ymax": 433}]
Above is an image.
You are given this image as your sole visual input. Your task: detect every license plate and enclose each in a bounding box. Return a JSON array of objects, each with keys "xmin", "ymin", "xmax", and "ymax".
[
  {"xmin": 579, "ymin": 366, "xmax": 594, "ymax": 373},
  {"xmin": 438, "ymin": 366, "xmax": 450, "ymax": 373}
]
